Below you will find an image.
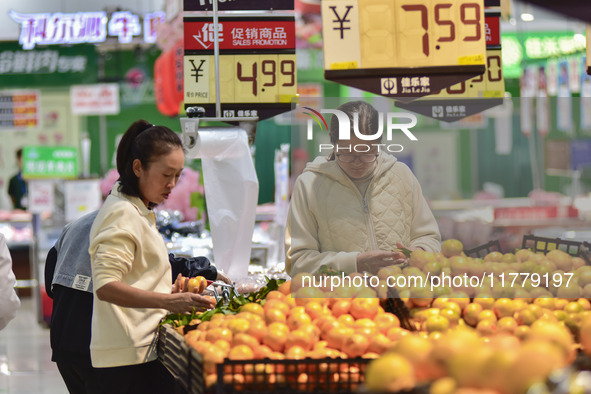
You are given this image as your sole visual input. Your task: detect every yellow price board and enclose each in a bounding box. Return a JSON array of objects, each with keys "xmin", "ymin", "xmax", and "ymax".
[
  {"xmin": 183, "ymin": 54, "xmax": 297, "ymax": 118},
  {"xmin": 429, "ymin": 48, "xmax": 504, "ymax": 98},
  {"xmin": 322, "ymin": 0, "xmax": 486, "ymax": 70}
]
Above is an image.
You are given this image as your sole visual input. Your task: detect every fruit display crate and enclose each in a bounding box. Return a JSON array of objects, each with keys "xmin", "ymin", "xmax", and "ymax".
[
  {"xmin": 158, "ymin": 323, "xmax": 193, "ymax": 393},
  {"xmin": 521, "ymin": 234, "xmax": 591, "ymax": 262},
  {"xmin": 212, "ymin": 356, "xmax": 370, "ymax": 394}
]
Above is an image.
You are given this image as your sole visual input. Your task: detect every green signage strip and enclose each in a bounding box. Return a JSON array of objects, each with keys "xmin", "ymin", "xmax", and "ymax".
[
  {"xmin": 502, "ymin": 32, "xmax": 586, "ymax": 79},
  {"xmin": 0, "ymin": 42, "xmax": 97, "ymax": 87},
  {"xmin": 22, "ymin": 146, "xmax": 78, "ymax": 179}
]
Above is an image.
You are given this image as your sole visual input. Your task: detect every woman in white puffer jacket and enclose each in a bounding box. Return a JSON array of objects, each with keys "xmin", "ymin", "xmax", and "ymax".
[{"xmin": 286, "ymin": 100, "xmax": 441, "ymax": 277}]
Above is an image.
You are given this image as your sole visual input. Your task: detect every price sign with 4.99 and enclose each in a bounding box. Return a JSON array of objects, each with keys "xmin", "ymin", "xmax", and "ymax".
[
  {"xmin": 184, "ymin": 54, "xmax": 296, "ymax": 104},
  {"xmin": 322, "ymin": 0, "xmax": 486, "ymax": 70},
  {"xmin": 183, "ymin": 16, "xmax": 297, "ymax": 120}
]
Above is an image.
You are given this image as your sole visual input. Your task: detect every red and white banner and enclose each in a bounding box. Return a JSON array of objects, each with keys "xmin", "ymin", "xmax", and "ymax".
[{"xmin": 184, "ymin": 19, "xmax": 295, "ymax": 51}]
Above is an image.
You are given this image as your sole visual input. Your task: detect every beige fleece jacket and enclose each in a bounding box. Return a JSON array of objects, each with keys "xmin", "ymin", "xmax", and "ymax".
[
  {"xmin": 89, "ymin": 182, "xmax": 171, "ymax": 368},
  {"xmin": 286, "ymin": 153, "xmax": 441, "ymax": 276}
]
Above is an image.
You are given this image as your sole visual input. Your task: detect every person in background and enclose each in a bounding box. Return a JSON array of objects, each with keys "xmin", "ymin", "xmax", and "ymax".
[
  {"xmin": 0, "ymin": 232, "xmax": 21, "ymax": 330},
  {"xmin": 45, "ymin": 210, "xmax": 229, "ymax": 394},
  {"xmin": 88, "ymin": 120, "xmax": 215, "ymax": 393},
  {"xmin": 286, "ymin": 100, "xmax": 441, "ymax": 277},
  {"xmin": 8, "ymin": 148, "xmax": 27, "ymax": 210}
]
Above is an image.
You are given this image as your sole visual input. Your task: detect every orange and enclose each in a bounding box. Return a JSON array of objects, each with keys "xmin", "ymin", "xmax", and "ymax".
[
  {"xmin": 285, "ymin": 345, "xmax": 307, "ymax": 360},
  {"xmin": 263, "ymin": 299, "xmax": 290, "ymax": 315},
  {"xmin": 353, "ymin": 318, "xmax": 377, "ymax": 330},
  {"xmin": 336, "ymin": 314, "xmax": 354, "ymax": 326},
  {"xmin": 367, "ymin": 333, "xmax": 392, "ymax": 355},
  {"xmin": 206, "ymin": 328, "xmax": 233, "ymax": 342},
  {"xmin": 264, "ymin": 308, "xmax": 287, "ymax": 325},
  {"xmin": 245, "ymin": 318, "xmax": 267, "ymax": 342},
  {"xmin": 305, "ymin": 301, "xmax": 329, "ymax": 320},
  {"xmin": 262, "ymin": 327, "xmax": 288, "ymax": 352},
  {"xmin": 496, "ymin": 316, "xmax": 518, "ymax": 334},
  {"xmin": 266, "ymin": 290, "xmax": 285, "ymax": 301},
  {"xmin": 294, "ymin": 286, "xmax": 326, "ymax": 307},
  {"xmin": 319, "ymin": 319, "xmax": 342, "ymax": 340},
  {"xmin": 342, "ymin": 333, "xmax": 369, "ymax": 358},
  {"xmin": 314, "ymin": 315, "xmax": 336, "ymax": 331},
  {"xmin": 331, "ymin": 300, "xmax": 351, "ymax": 317},
  {"xmin": 287, "ymin": 312, "xmax": 313, "ymax": 331},
  {"xmin": 278, "ymin": 280, "xmax": 291, "ymax": 295},
  {"xmin": 285, "ymin": 329, "xmax": 314, "ymax": 351},
  {"xmin": 350, "ymin": 297, "xmax": 380, "ymax": 320},
  {"xmin": 325, "ymin": 326, "xmax": 355, "ymax": 350},
  {"xmin": 228, "ymin": 344, "xmax": 254, "ymax": 360},
  {"xmin": 212, "ymin": 339, "xmax": 231, "ymax": 355},
  {"xmin": 187, "ymin": 276, "xmax": 208, "ymax": 293},
  {"xmin": 476, "ymin": 319, "xmax": 497, "ymax": 336},
  {"xmin": 201, "ymin": 345, "xmax": 226, "ymax": 374},
  {"xmin": 239, "ymin": 302, "xmax": 264, "ymax": 318},
  {"xmin": 235, "ymin": 311, "xmax": 262, "ymax": 323},
  {"xmin": 231, "ymin": 333, "xmax": 259, "ymax": 351},
  {"xmin": 297, "ymin": 323, "xmax": 321, "ymax": 341},
  {"xmin": 253, "ymin": 344, "xmax": 274, "ymax": 359},
  {"xmin": 386, "ymin": 326, "xmax": 410, "ymax": 342},
  {"xmin": 374, "ymin": 313, "xmax": 400, "ymax": 334},
  {"xmin": 227, "ymin": 318, "xmax": 250, "ymax": 335},
  {"xmin": 267, "ymin": 322, "xmax": 289, "ymax": 334}
]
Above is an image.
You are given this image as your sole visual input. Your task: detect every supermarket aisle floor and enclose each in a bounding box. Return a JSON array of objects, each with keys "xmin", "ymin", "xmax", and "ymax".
[{"xmin": 0, "ymin": 298, "xmax": 67, "ymax": 394}]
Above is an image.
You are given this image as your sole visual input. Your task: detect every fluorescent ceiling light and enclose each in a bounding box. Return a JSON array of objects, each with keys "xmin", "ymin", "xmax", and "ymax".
[{"xmin": 520, "ymin": 12, "xmax": 535, "ymax": 22}]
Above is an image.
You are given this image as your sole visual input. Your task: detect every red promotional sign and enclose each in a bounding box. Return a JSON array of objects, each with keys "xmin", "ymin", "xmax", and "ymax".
[
  {"xmin": 485, "ymin": 13, "xmax": 500, "ymax": 47},
  {"xmin": 183, "ymin": 19, "xmax": 295, "ymax": 52}
]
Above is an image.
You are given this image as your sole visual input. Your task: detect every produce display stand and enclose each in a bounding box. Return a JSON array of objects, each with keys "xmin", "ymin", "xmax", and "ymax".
[
  {"xmin": 521, "ymin": 234, "xmax": 591, "ymax": 261},
  {"xmin": 158, "ymin": 234, "xmax": 591, "ymax": 393},
  {"xmin": 212, "ymin": 356, "xmax": 369, "ymax": 394}
]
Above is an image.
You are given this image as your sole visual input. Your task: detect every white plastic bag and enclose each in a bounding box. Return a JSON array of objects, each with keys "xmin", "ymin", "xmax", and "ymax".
[{"xmin": 0, "ymin": 233, "xmax": 21, "ymax": 330}]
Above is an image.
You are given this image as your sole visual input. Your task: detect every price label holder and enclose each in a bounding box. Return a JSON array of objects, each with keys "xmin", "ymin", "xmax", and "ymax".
[
  {"xmin": 394, "ymin": 2, "xmax": 505, "ymax": 121},
  {"xmin": 183, "ymin": 0, "xmax": 297, "ymax": 121},
  {"xmin": 321, "ymin": 0, "xmax": 488, "ymax": 100}
]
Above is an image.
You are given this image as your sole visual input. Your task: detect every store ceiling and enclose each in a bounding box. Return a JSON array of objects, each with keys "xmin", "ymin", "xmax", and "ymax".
[{"xmin": 504, "ymin": 0, "xmax": 586, "ymax": 34}]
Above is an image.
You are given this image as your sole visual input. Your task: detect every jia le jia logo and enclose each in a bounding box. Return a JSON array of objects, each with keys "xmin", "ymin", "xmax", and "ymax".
[{"xmin": 301, "ymin": 106, "xmax": 418, "ymax": 154}]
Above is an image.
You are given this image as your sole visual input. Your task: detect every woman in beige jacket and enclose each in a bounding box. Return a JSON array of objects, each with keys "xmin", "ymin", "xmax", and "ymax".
[{"xmin": 286, "ymin": 101, "xmax": 441, "ymax": 277}]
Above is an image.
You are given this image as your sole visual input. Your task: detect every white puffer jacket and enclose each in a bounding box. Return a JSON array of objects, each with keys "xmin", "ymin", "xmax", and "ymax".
[{"xmin": 286, "ymin": 153, "xmax": 441, "ymax": 276}]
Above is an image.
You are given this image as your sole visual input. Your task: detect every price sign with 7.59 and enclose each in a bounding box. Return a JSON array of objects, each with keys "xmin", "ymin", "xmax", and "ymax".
[
  {"xmin": 322, "ymin": 0, "xmax": 486, "ymax": 70},
  {"xmin": 430, "ymin": 48, "xmax": 504, "ymax": 98},
  {"xmin": 184, "ymin": 54, "xmax": 297, "ymax": 104}
]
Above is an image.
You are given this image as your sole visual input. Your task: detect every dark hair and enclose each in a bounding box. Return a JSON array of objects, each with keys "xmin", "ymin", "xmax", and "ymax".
[
  {"xmin": 16, "ymin": 148, "xmax": 23, "ymax": 159},
  {"xmin": 329, "ymin": 101, "xmax": 381, "ymax": 144},
  {"xmin": 116, "ymin": 119, "xmax": 184, "ymax": 198}
]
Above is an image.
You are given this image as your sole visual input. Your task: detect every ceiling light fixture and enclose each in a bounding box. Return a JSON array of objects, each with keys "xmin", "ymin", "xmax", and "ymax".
[{"xmin": 520, "ymin": 12, "xmax": 535, "ymax": 22}]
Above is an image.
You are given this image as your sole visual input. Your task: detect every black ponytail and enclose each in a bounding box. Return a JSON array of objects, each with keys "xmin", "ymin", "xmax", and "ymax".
[{"xmin": 116, "ymin": 119, "xmax": 184, "ymax": 198}]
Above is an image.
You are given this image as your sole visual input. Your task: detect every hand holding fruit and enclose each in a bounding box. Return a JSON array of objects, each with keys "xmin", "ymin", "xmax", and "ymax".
[
  {"xmin": 357, "ymin": 249, "xmax": 407, "ymax": 274},
  {"xmin": 166, "ymin": 292, "xmax": 216, "ymax": 314},
  {"xmin": 173, "ymin": 274, "xmax": 208, "ymax": 294}
]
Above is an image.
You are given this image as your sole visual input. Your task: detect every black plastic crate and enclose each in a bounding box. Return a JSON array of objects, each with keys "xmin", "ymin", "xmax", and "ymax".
[
  {"xmin": 189, "ymin": 347, "xmax": 206, "ymax": 394},
  {"xmin": 521, "ymin": 234, "xmax": 586, "ymax": 257},
  {"xmin": 158, "ymin": 324, "xmax": 192, "ymax": 392},
  {"xmin": 214, "ymin": 357, "xmax": 370, "ymax": 394},
  {"xmin": 464, "ymin": 240, "xmax": 503, "ymax": 259}
]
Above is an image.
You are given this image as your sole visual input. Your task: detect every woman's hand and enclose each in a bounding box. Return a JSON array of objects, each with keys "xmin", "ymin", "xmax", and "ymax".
[
  {"xmin": 356, "ymin": 250, "xmax": 407, "ymax": 274},
  {"xmin": 216, "ymin": 270, "xmax": 232, "ymax": 285},
  {"xmin": 165, "ymin": 292, "xmax": 216, "ymax": 314}
]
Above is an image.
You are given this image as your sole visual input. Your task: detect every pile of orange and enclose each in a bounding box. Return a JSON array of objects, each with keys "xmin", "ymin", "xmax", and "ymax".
[{"xmin": 183, "ymin": 278, "xmax": 406, "ymax": 389}]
